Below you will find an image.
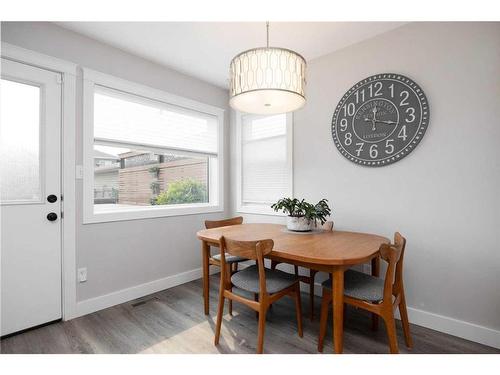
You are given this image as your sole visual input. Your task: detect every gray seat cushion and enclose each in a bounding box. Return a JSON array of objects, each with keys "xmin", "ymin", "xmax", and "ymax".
[
  {"xmin": 211, "ymin": 253, "xmax": 246, "ymax": 263},
  {"xmin": 322, "ymin": 269, "xmax": 385, "ymax": 302},
  {"xmin": 231, "ymin": 265, "xmax": 299, "ymax": 294}
]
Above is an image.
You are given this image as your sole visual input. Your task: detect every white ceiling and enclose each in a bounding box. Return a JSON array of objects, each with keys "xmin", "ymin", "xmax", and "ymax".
[{"xmin": 57, "ymin": 22, "xmax": 405, "ymax": 88}]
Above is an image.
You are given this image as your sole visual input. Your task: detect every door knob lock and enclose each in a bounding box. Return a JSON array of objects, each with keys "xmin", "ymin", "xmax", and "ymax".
[
  {"xmin": 47, "ymin": 194, "xmax": 58, "ymax": 203},
  {"xmin": 47, "ymin": 212, "xmax": 58, "ymax": 221}
]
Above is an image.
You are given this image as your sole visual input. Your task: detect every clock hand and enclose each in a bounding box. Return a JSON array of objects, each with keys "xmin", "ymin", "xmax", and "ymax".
[
  {"xmin": 371, "ymin": 106, "xmax": 377, "ymax": 131},
  {"xmin": 375, "ymin": 120, "xmax": 398, "ymax": 125}
]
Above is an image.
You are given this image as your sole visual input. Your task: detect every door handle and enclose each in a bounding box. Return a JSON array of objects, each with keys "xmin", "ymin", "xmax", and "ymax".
[{"xmin": 47, "ymin": 212, "xmax": 58, "ymax": 222}]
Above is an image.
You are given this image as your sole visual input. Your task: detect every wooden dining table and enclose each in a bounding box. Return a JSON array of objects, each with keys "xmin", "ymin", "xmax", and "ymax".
[{"xmin": 196, "ymin": 223, "xmax": 389, "ymax": 353}]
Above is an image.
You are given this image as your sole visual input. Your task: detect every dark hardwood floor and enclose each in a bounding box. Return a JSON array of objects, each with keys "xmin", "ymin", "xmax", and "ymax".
[{"xmin": 1, "ymin": 275, "xmax": 498, "ymax": 354}]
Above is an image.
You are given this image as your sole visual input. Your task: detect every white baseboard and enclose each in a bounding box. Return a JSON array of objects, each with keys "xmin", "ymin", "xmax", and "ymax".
[
  {"xmin": 404, "ymin": 306, "xmax": 500, "ymax": 349},
  {"xmin": 75, "ymin": 266, "xmax": 219, "ymax": 318},
  {"xmin": 305, "ymin": 281, "xmax": 500, "ymax": 349}
]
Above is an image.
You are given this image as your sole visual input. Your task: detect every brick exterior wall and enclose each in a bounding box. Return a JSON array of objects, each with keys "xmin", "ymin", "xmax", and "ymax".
[{"xmin": 117, "ymin": 158, "xmax": 207, "ymax": 205}]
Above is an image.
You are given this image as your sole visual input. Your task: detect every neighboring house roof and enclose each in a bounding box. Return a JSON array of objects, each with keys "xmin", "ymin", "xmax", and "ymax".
[{"xmin": 94, "ymin": 149, "xmax": 120, "ymax": 160}]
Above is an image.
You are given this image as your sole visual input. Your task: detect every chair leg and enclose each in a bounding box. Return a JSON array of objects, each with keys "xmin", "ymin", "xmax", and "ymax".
[
  {"xmin": 309, "ymin": 270, "xmax": 317, "ymax": 321},
  {"xmin": 226, "ymin": 267, "xmax": 233, "ymax": 316},
  {"xmin": 383, "ymin": 312, "xmax": 399, "ymax": 354},
  {"xmin": 317, "ymin": 288, "xmax": 330, "ymax": 352},
  {"xmin": 371, "ymin": 314, "xmax": 379, "ymax": 331},
  {"xmin": 399, "ymin": 292, "xmax": 413, "ymax": 348},
  {"xmin": 214, "ymin": 290, "xmax": 225, "ymax": 345},
  {"xmin": 268, "ymin": 262, "xmax": 276, "ymax": 311},
  {"xmin": 254, "ymin": 293, "xmax": 259, "ymax": 319},
  {"xmin": 294, "ymin": 284, "xmax": 303, "ymax": 337},
  {"xmin": 257, "ymin": 304, "xmax": 268, "ymax": 354},
  {"xmin": 294, "ymin": 265, "xmax": 299, "ymax": 276}
]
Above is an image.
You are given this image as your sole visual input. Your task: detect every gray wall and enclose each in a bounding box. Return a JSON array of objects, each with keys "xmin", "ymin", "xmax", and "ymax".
[
  {"xmin": 1, "ymin": 22, "xmax": 231, "ymax": 302},
  {"xmin": 231, "ymin": 22, "xmax": 500, "ymax": 332}
]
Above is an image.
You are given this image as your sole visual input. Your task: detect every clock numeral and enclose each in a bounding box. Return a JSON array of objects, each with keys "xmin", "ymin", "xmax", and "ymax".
[
  {"xmin": 385, "ymin": 139, "xmax": 395, "ymax": 154},
  {"xmin": 342, "ymin": 103, "xmax": 356, "ymax": 116},
  {"xmin": 389, "ymin": 83, "xmax": 394, "ymax": 98},
  {"xmin": 354, "ymin": 89, "xmax": 365, "ymax": 104},
  {"xmin": 368, "ymin": 82, "xmax": 383, "ymax": 97},
  {"xmin": 398, "ymin": 125, "xmax": 408, "ymax": 141},
  {"xmin": 355, "ymin": 142, "xmax": 364, "ymax": 156},
  {"xmin": 405, "ymin": 107, "xmax": 416, "ymax": 123},
  {"xmin": 344, "ymin": 132, "xmax": 352, "ymax": 146},
  {"xmin": 369, "ymin": 144, "xmax": 378, "ymax": 159},
  {"xmin": 339, "ymin": 118, "xmax": 348, "ymax": 131},
  {"xmin": 400, "ymin": 90, "xmax": 410, "ymax": 106}
]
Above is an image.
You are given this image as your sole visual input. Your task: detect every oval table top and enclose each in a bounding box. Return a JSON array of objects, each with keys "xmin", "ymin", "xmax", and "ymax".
[{"xmin": 197, "ymin": 223, "xmax": 389, "ymax": 266}]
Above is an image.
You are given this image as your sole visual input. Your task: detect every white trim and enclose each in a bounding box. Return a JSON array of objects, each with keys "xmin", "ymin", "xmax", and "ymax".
[
  {"xmin": 85, "ymin": 204, "xmax": 225, "ymax": 224},
  {"xmin": 1, "ymin": 42, "xmax": 78, "ymax": 321},
  {"xmin": 75, "ymin": 266, "xmax": 220, "ymax": 318},
  {"xmin": 235, "ymin": 112, "xmax": 293, "ymax": 216},
  {"xmin": 61, "ymin": 72, "xmax": 77, "ymax": 319},
  {"xmin": 306, "ymin": 278, "xmax": 500, "ymax": 349},
  {"xmin": 82, "ymin": 68, "xmax": 225, "ymax": 224},
  {"xmin": 1, "ymin": 42, "xmax": 78, "ymax": 75},
  {"xmin": 83, "ymin": 68, "xmax": 225, "ymax": 117}
]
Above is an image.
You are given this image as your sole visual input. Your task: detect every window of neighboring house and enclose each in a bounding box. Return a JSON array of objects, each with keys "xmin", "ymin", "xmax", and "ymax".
[
  {"xmin": 83, "ymin": 70, "xmax": 224, "ymax": 223},
  {"xmin": 236, "ymin": 112, "xmax": 293, "ymax": 215}
]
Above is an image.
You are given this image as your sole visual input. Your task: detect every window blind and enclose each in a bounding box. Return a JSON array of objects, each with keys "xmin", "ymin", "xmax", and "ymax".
[
  {"xmin": 94, "ymin": 86, "xmax": 218, "ymax": 155},
  {"xmin": 241, "ymin": 114, "xmax": 289, "ymax": 204}
]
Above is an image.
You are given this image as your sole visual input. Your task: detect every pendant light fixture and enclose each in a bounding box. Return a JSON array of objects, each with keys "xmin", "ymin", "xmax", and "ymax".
[{"xmin": 229, "ymin": 22, "xmax": 307, "ymax": 115}]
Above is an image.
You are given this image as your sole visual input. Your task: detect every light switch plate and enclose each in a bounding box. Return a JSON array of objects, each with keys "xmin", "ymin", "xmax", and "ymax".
[
  {"xmin": 78, "ymin": 267, "xmax": 87, "ymax": 282},
  {"xmin": 76, "ymin": 165, "xmax": 83, "ymax": 179}
]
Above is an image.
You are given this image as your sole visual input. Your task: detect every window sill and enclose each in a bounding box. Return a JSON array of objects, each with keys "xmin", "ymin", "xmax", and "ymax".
[
  {"xmin": 236, "ymin": 204, "xmax": 285, "ymax": 217},
  {"xmin": 83, "ymin": 203, "xmax": 223, "ymax": 224}
]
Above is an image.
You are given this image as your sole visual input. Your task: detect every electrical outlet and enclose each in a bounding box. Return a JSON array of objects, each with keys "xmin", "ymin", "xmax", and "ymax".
[{"xmin": 78, "ymin": 267, "xmax": 87, "ymax": 282}]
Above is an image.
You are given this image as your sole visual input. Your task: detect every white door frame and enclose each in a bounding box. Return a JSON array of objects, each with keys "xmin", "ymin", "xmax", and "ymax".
[{"xmin": 1, "ymin": 42, "xmax": 78, "ymax": 320}]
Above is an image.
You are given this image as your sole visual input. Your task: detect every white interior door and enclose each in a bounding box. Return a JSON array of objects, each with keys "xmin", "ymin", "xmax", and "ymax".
[{"xmin": 1, "ymin": 58, "xmax": 62, "ymax": 336}]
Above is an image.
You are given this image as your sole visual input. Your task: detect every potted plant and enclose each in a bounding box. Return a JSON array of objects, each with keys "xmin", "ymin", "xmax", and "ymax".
[{"xmin": 271, "ymin": 198, "xmax": 332, "ymax": 232}]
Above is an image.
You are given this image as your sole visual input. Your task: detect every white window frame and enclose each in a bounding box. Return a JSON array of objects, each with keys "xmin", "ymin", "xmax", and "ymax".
[
  {"xmin": 235, "ymin": 112, "xmax": 293, "ymax": 216},
  {"xmin": 82, "ymin": 68, "xmax": 225, "ymax": 224}
]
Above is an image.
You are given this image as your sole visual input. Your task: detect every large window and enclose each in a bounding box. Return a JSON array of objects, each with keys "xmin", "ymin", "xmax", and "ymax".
[
  {"xmin": 83, "ymin": 70, "xmax": 224, "ymax": 223},
  {"xmin": 236, "ymin": 113, "xmax": 293, "ymax": 215}
]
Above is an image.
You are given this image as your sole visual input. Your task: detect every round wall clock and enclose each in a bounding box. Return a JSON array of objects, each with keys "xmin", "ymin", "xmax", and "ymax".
[{"xmin": 331, "ymin": 73, "xmax": 429, "ymax": 167}]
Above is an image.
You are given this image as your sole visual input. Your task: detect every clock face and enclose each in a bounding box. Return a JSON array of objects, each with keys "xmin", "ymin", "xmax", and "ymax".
[{"xmin": 331, "ymin": 73, "xmax": 429, "ymax": 167}]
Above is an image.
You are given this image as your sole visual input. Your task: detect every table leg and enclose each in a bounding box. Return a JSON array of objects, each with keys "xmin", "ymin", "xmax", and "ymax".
[
  {"xmin": 332, "ymin": 267, "xmax": 345, "ymax": 353},
  {"xmin": 371, "ymin": 256, "xmax": 380, "ymax": 330},
  {"xmin": 202, "ymin": 241, "xmax": 210, "ymax": 315}
]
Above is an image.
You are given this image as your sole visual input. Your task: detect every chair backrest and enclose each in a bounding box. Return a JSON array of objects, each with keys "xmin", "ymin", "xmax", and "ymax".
[
  {"xmin": 219, "ymin": 236, "xmax": 274, "ymax": 295},
  {"xmin": 321, "ymin": 221, "xmax": 334, "ymax": 231},
  {"xmin": 379, "ymin": 232, "xmax": 406, "ymax": 302},
  {"xmin": 205, "ymin": 216, "xmax": 243, "ymax": 229}
]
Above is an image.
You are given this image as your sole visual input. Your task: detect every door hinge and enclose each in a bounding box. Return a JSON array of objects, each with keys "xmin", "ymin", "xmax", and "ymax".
[
  {"xmin": 61, "ymin": 211, "xmax": 64, "ymax": 219},
  {"xmin": 56, "ymin": 75, "xmax": 64, "ymax": 84}
]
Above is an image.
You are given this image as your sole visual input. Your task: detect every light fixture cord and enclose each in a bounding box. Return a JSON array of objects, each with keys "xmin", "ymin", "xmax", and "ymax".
[{"xmin": 266, "ymin": 21, "xmax": 269, "ymax": 48}]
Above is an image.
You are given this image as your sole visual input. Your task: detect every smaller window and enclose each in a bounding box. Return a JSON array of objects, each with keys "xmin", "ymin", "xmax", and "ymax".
[{"xmin": 236, "ymin": 112, "xmax": 293, "ymax": 215}]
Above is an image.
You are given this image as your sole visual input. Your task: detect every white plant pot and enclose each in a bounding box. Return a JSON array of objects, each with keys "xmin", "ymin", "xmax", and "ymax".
[{"xmin": 286, "ymin": 216, "xmax": 313, "ymax": 232}]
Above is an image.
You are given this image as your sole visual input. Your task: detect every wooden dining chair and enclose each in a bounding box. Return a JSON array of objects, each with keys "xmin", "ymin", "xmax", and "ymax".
[
  {"xmin": 270, "ymin": 220, "xmax": 334, "ymax": 321},
  {"xmin": 205, "ymin": 216, "xmax": 246, "ymax": 315},
  {"xmin": 317, "ymin": 232, "xmax": 412, "ymax": 354},
  {"xmin": 214, "ymin": 236, "xmax": 303, "ymax": 354}
]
